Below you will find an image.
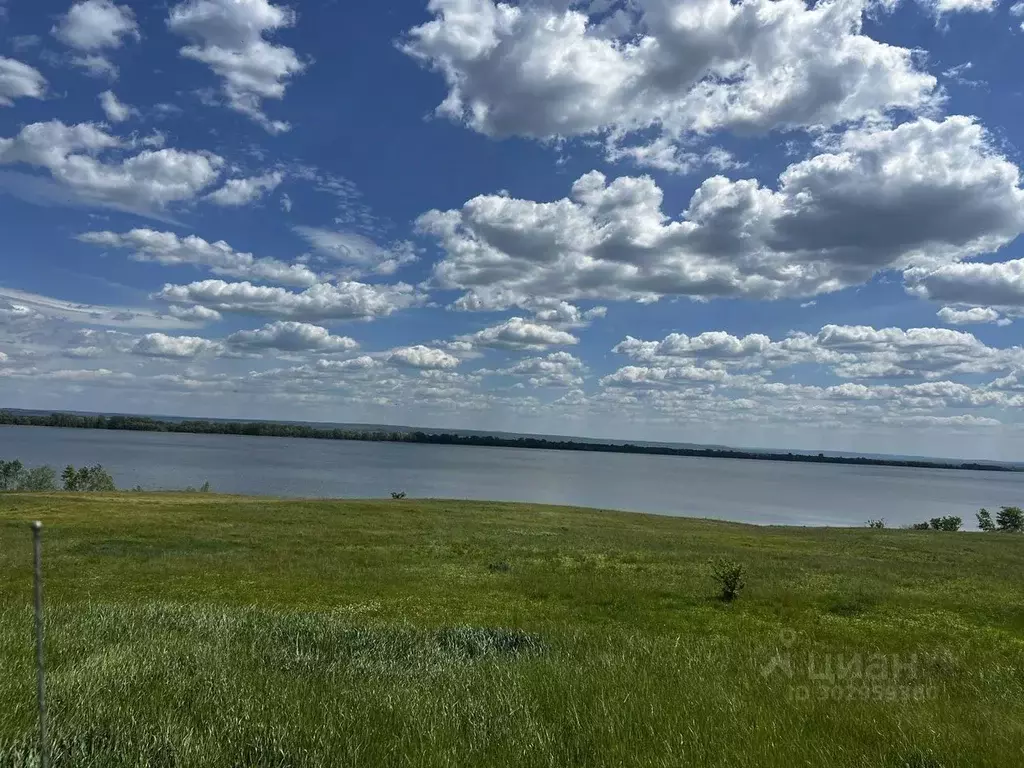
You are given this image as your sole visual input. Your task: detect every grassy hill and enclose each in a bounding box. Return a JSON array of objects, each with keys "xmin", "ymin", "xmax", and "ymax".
[{"xmin": 1, "ymin": 494, "xmax": 1023, "ymax": 767}]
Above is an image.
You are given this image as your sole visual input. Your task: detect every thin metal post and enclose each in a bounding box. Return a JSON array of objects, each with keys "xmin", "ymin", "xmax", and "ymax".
[{"xmin": 31, "ymin": 521, "xmax": 48, "ymax": 768}]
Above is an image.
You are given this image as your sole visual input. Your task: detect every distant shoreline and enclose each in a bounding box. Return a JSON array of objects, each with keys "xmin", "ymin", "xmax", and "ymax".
[{"xmin": 1, "ymin": 409, "xmax": 1017, "ymax": 473}]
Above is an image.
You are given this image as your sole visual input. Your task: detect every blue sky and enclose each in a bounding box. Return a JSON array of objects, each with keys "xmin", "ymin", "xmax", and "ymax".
[{"xmin": 3, "ymin": 0, "xmax": 1024, "ymax": 459}]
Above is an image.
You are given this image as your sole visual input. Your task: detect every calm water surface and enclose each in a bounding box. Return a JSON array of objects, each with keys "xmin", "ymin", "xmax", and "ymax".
[{"xmin": 3, "ymin": 425, "xmax": 1022, "ymax": 528}]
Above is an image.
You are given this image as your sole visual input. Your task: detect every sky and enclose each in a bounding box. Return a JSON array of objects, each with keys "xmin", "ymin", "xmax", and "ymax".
[{"xmin": 2, "ymin": 0, "xmax": 1024, "ymax": 459}]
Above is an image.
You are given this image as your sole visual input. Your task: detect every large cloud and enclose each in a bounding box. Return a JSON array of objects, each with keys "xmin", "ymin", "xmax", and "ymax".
[
  {"xmin": 0, "ymin": 57, "xmax": 46, "ymax": 106},
  {"xmin": 419, "ymin": 116, "xmax": 1024, "ymax": 309},
  {"xmin": 0, "ymin": 122, "xmax": 224, "ymax": 212},
  {"xmin": 225, "ymin": 321, "xmax": 359, "ymax": 353},
  {"xmin": 78, "ymin": 229, "xmax": 318, "ymax": 287},
  {"xmin": 52, "ymin": 0, "xmax": 140, "ymax": 79},
  {"xmin": 401, "ymin": 0, "xmax": 937, "ymax": 169},
  {"xmin": 154, "ymin": 279, "xmax": 423, "ymax": 321},
  {"xmin": 167, "ymin": 0, "xmax": 306, "ymax": 133}
]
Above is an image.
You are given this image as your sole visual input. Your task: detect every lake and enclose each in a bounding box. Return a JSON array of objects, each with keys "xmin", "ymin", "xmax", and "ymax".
[{"xmin": 2, "ymin": 425, "xmax": 1022, "ymax": 528}]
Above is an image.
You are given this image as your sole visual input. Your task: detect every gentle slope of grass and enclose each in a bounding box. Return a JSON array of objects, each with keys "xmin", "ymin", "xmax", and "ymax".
[{"xmin": 1, "ymin": 494, "xmax": 1023, "ymax": 767}]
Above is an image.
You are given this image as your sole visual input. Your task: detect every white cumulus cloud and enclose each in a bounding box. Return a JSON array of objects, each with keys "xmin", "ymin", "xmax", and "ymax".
[
  {"xmin": 132, "ymin": 332, "xmax": 224, "ymax": 359},
  {"xmin": 419, "ymin": 116, "xmax": 1024, "ymax": 309},
  {"xmin": 401, "ymin": 0, "xmax": 938, "ymax": 169},
  {"xmin": 167, "ymin": 0, "xmax": 306, "ymax": 133},
  {"xmin": 613, "ymin": 324, "xmax": 1024, "ymax": 380},
  {"xmin": 226, "ymin": 321, "xmax": 359, "ymax": 353},
  {"xmin": 0, "ymin": 57, "xmax": 46, "ymax": 106},
  {"xmin": 460, "ymin": 317, "xmax": 579, "ymax": 350},
  {"xmin": 906, "ymin": 259, "xmax": 1024, "ymax": 310},
  {"xmin": 936, "ymin": 306, "xmax": 1010, "ymax": 326},
  {"xmin": 387, "ymin": 345, "xmax": 461, "ymax": 370},
  {"xmin": 155, "ymin": 279, "xmax": 424, "ymax": 321},
  {"xmin": 0, "ymin": 121, "xmax": 224, "ymax": 213},
  {"xmin": 52, "ymin": 0, "xmax": 140, "ymax": 79}
]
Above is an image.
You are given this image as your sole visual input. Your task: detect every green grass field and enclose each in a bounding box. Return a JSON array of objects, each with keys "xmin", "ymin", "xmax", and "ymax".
[{"xmin": 1, "ymin": 493, "xmax": 1023, "ymax": 767}]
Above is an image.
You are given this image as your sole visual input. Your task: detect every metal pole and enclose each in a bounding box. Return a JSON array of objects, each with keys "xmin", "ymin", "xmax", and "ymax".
[{"xmin": 31, "ymin": 521, "xmax": 48, "ymax": 768}]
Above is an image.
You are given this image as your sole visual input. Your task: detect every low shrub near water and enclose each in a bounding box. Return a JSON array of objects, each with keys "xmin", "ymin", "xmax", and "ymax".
[
  {"xmin": 0, "ymin": 460, "xmax": 57, "ymax": 491},
  {"xmin": 1, "ymin": 459, "xmax": 117, "ymax": 492},
  {"xmin": 995, "ymin": 506, "xmax": 1024, "ymax": 532},
  {"xmin": 62, "ymin": 464, "xmax": 116, "ymax": 492},
  {"xmin": 977, "ymin": 508, "xmax": 996, "ymax": 531}
]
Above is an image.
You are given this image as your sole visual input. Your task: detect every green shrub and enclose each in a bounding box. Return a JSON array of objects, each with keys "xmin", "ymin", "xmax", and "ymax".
[
  {"xmin": 62, "ymin": 464, "xmax": 116, "ymax": 492},
  {"xmin": 996, "ymin": 506, "xmax": 1024, "ymax": 533},
  {"xmin": 0, "ymin": 459, "xmax": 23, "ymax": 490},
  {"xmin": 866, "ymin": 519, "xmax": 886, "ymax": 529},
  {"xmin": 16, "ymin": 465, "xmax": 57, "ymax": 492},
  {"xmin": 977, "ymin": 508, "xmax": 995, "ymax": 532},
  {"xmin": 929, "ymin": 516, "xmax": 962, "ymax": 532},
  {"xmin": 709, "ymin": 558, "xmax": 746, "ymax": 602},
  {"xmin": 910, "ymin": 522, "xmax": 930, "ymax": 530}
]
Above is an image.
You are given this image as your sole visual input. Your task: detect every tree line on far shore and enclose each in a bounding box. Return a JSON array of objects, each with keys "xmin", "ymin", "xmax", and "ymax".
[{"xmin": 0, "ymin": 409, "xmax": 1018, "ymax": 473}]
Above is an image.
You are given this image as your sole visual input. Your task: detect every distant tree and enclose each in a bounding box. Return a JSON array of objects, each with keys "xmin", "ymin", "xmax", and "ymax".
[
  {"xmin": 0, "ymin": 459, "xmax": 24, "ymax": 490},
  {"xmin": 16, "ymin": 466, "xmax": 57, "ymax": 492},
  {"xmin": 977, "ymin": 508, "xmax": 996, "ymax": 532},
  {"xmin": 199, "ymin": 481, "xmax": 211, "ymax": 493},
  {"xmin": 61, "ymin": 465, "xmax": 78, "ymax": 491},
  {"xmin": 929, "ymin": 516, "xmax": 962, "ymax": 532},
  {"xmin": 910, "ymin": 522, "xmax": 931, "ymax": 530},
  {"xmin": 866, "ymin": 519, "xmax": 886, "ymax": 529},
  {"xmin": 996, "ymin": 506, "xmax": 1024, "ymax": 533}
]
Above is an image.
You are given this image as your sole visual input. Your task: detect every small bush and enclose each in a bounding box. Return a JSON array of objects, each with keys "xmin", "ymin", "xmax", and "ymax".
[
  {"xmin": 866, "ymin": 519, "xmax": 886, "ymax": 529},
  {"xmin": 391, "ymin": 491, "xmax": 407, "ymax": 500},
  {"xmin": 709, "ymin": 558, "xmax": 746, "ymax": 602},
  {"xmin": 16, "ymin": 465, "xmax": 57, "ymax": 492},
  {"xmin": 929, "ymin": 516, "xmax": 962, "ymax": 532},
  {"xmin": 199, "ymin": 481, "xmax": 211, "ymax": 493},
  {"xmin": 977, "ymin": 508, "xmax": 995, "ymax": 532},
  {"xmin": 996, "ymin": 506, "xmax": 1024, "ymax": 533},
  {"xmin": 0, "ymin": 459, "xmax": 24, "ymax": 490},
  {"xmin": 62, "ymin": 464, "xmax": 116, "ymax": 492},
  {"xmin": 910, "ymin": 522, "xmax": 930, "ymax": 530}
]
